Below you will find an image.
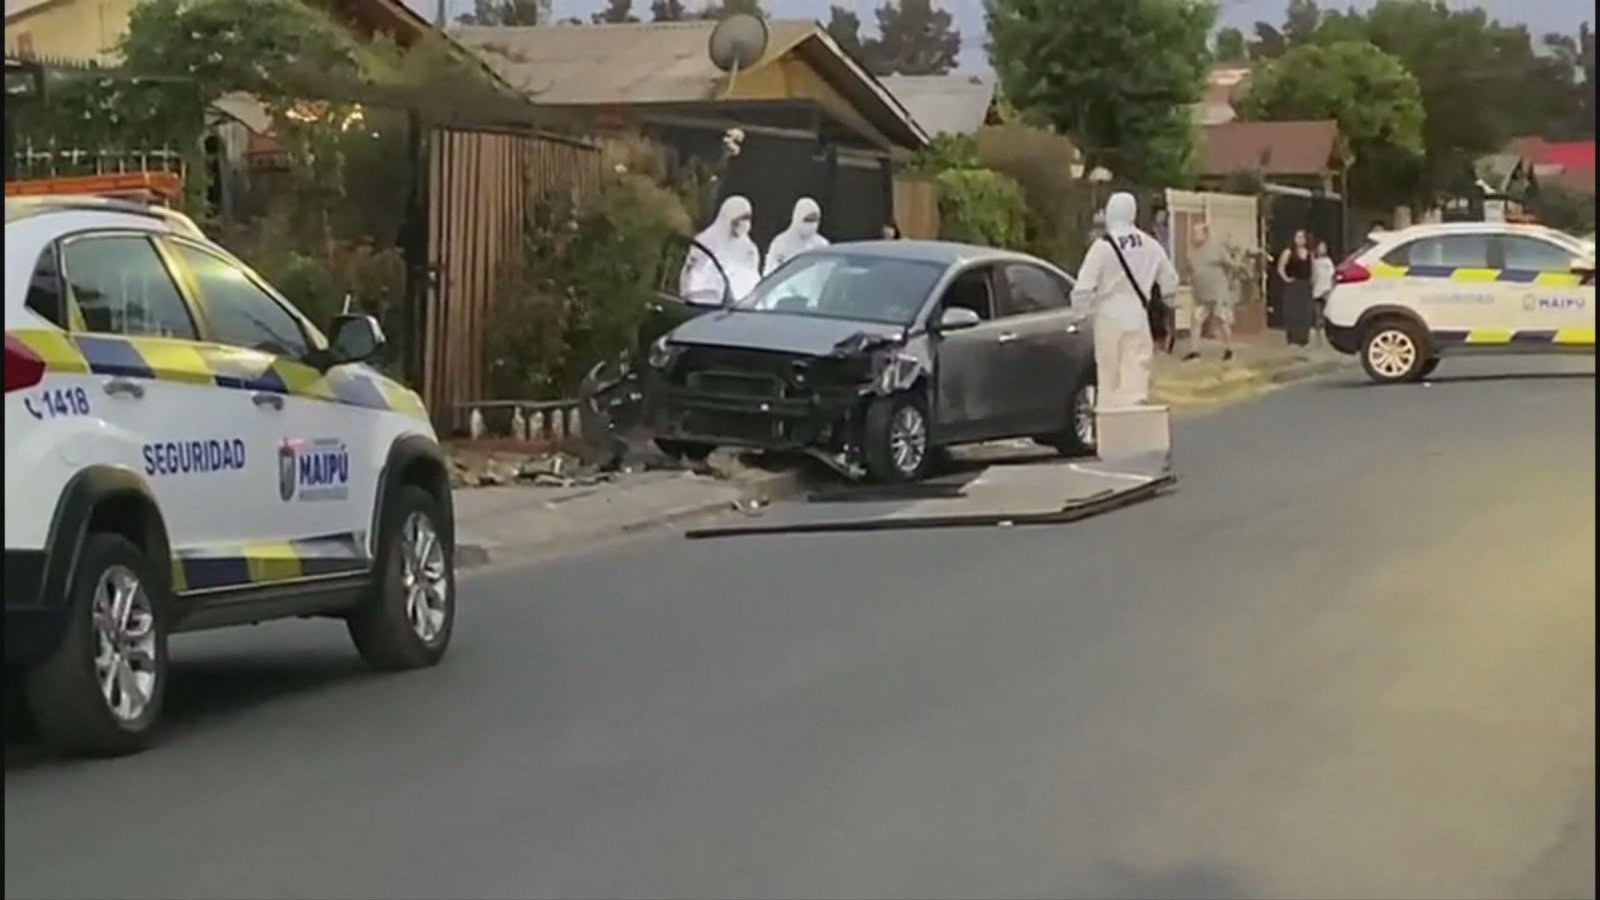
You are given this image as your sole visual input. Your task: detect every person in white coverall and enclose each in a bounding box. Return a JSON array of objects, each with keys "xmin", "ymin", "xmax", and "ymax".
[
  {"xmin": 680, "ymin": 195, "xmax": 762, "ymax": 305},
  {"xmin": 764, "ymin": 197, "xmax": 829, "ymax": 275},
  {"xmin": 1071, "ymin": 192, "xmax": 1179, "ymax": 410}
]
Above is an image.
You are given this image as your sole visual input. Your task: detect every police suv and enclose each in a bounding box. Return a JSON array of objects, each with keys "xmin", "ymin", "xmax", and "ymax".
[
  {"xmin": 4, "ymin": 197, "xmax": 456, "ymax": 755},
  {"xmin": 1324, "ymin": 222, "xmax": 1595, "ymax": 383}
]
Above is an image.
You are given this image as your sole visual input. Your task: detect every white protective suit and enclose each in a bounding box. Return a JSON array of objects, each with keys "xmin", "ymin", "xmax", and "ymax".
[
  {"xmin": 763, "ymin": 197, "xmax": 829, "ymax": 276},
  {"xmin": 1071, "ymin": 192, "xmax": 1179, "ymax": 410},
  {"xmin": 680, "ymin": 196, "xmax": 762, "ymax": 305}
]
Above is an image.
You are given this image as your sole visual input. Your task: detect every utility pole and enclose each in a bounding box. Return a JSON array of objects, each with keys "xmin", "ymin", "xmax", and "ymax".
[{"xmin": 436, "ymin": 0, "xmax": 448, "ymax": 28}]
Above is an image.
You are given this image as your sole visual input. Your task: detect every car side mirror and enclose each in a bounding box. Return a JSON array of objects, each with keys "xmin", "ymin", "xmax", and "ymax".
[
  {"xmin": 314, "ymin": 313, "xmax": 386, "ymax": 370},
  {"xmin": 938, "ymin": 307, "xmax": 982, "ymax": 332}
]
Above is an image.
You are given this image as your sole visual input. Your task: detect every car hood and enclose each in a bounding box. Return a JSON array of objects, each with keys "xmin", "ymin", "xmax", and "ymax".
[{"xmin": 667, "ymin": 310, "xmax": 906, "ymax": 357}]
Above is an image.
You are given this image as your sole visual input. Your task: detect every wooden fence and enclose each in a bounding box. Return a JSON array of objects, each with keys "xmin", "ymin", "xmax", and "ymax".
[
  {"xmin": 893, "ymin": 174, "xmax": 940, "ymax": 239},
  {"xmin": 422, "ymin": 126, "xmax": 603, "ymax": 429}
]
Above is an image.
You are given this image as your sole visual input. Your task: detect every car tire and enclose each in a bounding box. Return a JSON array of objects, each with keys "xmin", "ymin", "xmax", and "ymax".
[
  {"xmin": 24, "ymin": 533, "xmax": 169, "ymax": 757},
  {"xmin": 1360, "ymin": 318, "xmax": 1429, "ymax": 384},
  {"xmin": 348, "ymin": 485, "xmax": 455, "ymax": 671},
  {"xmin": 1045, "ymin": 379, "xmax": 1098, "ymax": 458},
  {"xmin": 1419, "ymin": 357, "xmax": 1440, "ymax": 379},
  {"xmin": 654, "ymin": 439, "xmax": 715, "ymax": 462},
  {"xmin": 863, "ymin": 393, "xmax": 934, "ymax": 483}
]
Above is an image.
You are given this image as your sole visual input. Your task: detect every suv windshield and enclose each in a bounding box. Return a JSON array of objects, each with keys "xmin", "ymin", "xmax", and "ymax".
[{"xmin": 738, "ymin": 252, "xmax": 946, "ymax": 325}]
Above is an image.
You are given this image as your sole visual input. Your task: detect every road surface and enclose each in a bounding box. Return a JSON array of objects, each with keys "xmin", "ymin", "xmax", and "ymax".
[{"xmin": 6, "ymin": 357, "xmax": 1595, "ymax": 900}]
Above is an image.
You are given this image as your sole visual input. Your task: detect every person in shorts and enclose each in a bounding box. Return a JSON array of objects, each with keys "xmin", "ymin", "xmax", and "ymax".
[{"xmin": 1183, "ymin": 221, "xmax": 1236, "ymax": 362}]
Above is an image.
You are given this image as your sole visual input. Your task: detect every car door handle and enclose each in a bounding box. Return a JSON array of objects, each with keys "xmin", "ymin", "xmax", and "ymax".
[
  {"xmin": 997, "ymin": 332, "xmax": 1019, "ymax": 344},
  {"xmin": 252, "ymin": 392, "xmax": 285, "ymax": 411},
  {"xmin": 102, "ymin": 378, "xmax": 145, "ymax": 400}
]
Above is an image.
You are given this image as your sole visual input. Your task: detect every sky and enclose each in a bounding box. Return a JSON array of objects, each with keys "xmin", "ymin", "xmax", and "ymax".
[{"xmin": 405, "ymin": 0, "xmax": 1595, "ymax": 71}]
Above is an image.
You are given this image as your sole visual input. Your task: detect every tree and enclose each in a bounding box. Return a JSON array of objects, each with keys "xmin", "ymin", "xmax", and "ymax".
[
  {"xmin": 1248, "ymin": 22, "xmax": 1287, "ymax": 60},
  {"xmin": 697, "ymin": 0, "xmax": 765, "ymax": 20},
  {"xmin": 826, "ymin": 6, "xmax": 887, "ymax": 74},
  {"xmin": 457, "ymin": 1, "xmax": 548, "ymax": 25},
  {"xmin": 1283, "ymin": 0, "xmax": 1322, "ymax": 45},
  {"xmin": 592, "ymin": 0, "xmax": 638, "ymax": 24},
  {"xmin": 872, "ymin": 0, "xmax": 962, "ymax": 76},
  {"xmin": 987, "ymin": 0, "xmax": 1216, "ymax": 186},
  {"xmin": 1241, "ymin": 40, "xmax": 1426, "ymax": 207},
  {"xmin": 1214, "ymin": 27, "xmax": 1246, "ymax": 62},
  {"xmin": 649, "ymin": 0, "xmax": 688, "ymax": 21}
]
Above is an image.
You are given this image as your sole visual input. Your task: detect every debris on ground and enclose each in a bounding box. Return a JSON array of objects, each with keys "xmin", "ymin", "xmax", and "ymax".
[{"xmin": 447, "ymin": 439, "xmax": 792, "ymax": 491}]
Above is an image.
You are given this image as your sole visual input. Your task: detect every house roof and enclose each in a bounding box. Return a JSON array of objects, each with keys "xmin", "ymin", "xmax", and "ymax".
[
  {"xmin": 1198, "ymin": 120, "xmax": 1342, "ymax": 177},
  {"xmin": 452, "ymin": 20, "xmax": 926, "ymax": 149},
  {"xmin": 879, "ymin": 74, "xmax": 994, "ymax": 137}
]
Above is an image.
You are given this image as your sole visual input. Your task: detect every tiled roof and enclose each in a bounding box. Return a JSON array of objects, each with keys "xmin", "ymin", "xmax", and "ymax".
[
  {"xmin": 1198, "ymin": 120, "xmax": 1342, "ymax": 177},
  {"xmin": 879, "ymin": 74, "xmax": 994, "ymax": 137}
]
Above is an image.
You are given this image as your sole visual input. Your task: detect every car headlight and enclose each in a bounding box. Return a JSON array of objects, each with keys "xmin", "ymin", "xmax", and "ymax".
[{"xmin": 647, "ymin": 336, "xmax": 677, "ymax": 370}]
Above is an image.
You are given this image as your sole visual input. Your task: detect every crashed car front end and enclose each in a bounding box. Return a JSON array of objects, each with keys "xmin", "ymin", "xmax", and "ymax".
[{"xmin": 645, "ymin": 331, "xmax": 927, "ymax": 476}]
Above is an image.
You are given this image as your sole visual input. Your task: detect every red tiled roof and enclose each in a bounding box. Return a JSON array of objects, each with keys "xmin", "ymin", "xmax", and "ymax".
[
  {"xmin": 1198, "ymin": 120, "xmax": 1342, "ymax": 177},
  {"xmin": 1542, "ymin": 142, "xmax": 1595, "ymax": 170}
]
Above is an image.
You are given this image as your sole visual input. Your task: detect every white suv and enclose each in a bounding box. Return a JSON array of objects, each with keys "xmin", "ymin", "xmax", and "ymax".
[
  {"xmin": 4, "ymin": 197, "xmax": 457, "ymax": 755},
  {"xmin": 1323, "ymin": 222, "xmax": 1595, "ymax": 383}
]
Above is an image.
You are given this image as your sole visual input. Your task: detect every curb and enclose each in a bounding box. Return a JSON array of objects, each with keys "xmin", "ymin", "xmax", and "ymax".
[
  {"xmin": 1154, "ymin": 356, "xmax": 1353, "ymax": 406},
  {"xmin": 454, "ymin": 468, "xmax": 809, "ymax": 570}
]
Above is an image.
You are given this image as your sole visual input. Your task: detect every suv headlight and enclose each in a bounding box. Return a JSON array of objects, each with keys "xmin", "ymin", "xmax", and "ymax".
[{"xmin": 647, "ymin": 336, "xmax": 677, "ymax": 370}]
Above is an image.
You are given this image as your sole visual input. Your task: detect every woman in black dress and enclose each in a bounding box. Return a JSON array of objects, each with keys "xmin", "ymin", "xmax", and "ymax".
[{"xmin": 1277, "ymin": 229, "xmax": 1315, "ymax": 346}]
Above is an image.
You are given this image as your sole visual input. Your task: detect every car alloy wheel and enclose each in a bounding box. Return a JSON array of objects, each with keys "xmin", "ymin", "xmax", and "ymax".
[
  {"xmin": 400, "ymin": 511, "xmax": 450, "ymax": 644},
  {"xmin": 1073, "ymin": 384, "xmax": 1097, "ymax": 448},
  {"xmin": 888, "ymin": 404, "xmax": 929, "ymax": 476},
  {"xmin": 1366, "ymin": 328, "xmax": 1417, "ymax": 379},
  {"xmin": 91, "ymin": 564, "xmax": 159, "ymax": 724}
]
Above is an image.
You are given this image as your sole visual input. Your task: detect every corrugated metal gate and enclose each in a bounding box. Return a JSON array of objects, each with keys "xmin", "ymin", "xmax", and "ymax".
[{"xmin": 421, "ymin": 126, "xmax": 602, "ymax": 428}]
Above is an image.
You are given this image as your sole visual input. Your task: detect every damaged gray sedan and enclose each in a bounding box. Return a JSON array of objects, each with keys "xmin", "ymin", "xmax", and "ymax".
[{"xmin": 643, "ymin": 241, "xmax": 1098, "ymax": 483}]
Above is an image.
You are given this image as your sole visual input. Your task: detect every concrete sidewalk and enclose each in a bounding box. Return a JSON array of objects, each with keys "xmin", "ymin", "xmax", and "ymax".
[{"xmin": 453, "ymin": 333, "xmax": 1355, "ymax": 568}]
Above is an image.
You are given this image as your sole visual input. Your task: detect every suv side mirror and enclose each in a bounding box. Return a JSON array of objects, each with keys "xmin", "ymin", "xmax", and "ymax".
[
  {"xmin": 938, "ymin": 307, "xmax": 982, "ymax": 331},
  {"xmin": 314, "ymin": 313, "xmax": 386, "ymax": 370}
]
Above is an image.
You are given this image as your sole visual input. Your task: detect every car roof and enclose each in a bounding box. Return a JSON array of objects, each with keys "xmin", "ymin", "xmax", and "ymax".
[
  {"xmin": 818, "ymin": 239, "xmax": 1050, "ymax": 268},
  {"xmin": 1375, "ymin": 220, "xmax": 1585, "ymax": 245},
  {"xmin": 3, "ymin": 196, "xmax": 205, "ymax": 239}
]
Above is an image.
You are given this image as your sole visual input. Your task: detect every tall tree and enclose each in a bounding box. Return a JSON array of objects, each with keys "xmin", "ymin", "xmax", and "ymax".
[
  {"xmin": 1214, "ymin": 26, "xmax": 1247, "ymax": 62},
  {"xmin": 697, "ymin": 0, "xmax": 765, "ymax": 20},
  {"xmin": 1240, "ymin": 40, "xmax": 1426, "ymax": 207},
  {"xmin": 592, "ymin": 0, "xmax": 639, "ymax": 24},
  {"xmin": 987, "ymin": 0, "xmax": 1216, "ymax": 186},
  {"xmin": 649, "ymin": 0, "xmax": 688, "ymax": 21},
  {"xmin": 1248, "ymin": 22, "xmax": 1287, "ymax": 60},
  {"xmin": 826, "ymin": 6, "xmax": 888, "ymax": 74},
  {"xmin": 1282, "ymin": 0, "xmax": 1322, "ymax": 45},
  {"xmin": 872, "ymin": 0, "xmax": 962, "ymax": 76},
  {"xmin": 456, "ymin": 0, "xmax": 548, "ymax": 25}
]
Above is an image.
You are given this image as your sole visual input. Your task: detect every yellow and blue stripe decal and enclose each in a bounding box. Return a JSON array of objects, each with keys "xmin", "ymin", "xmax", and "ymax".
[
  {"xmin": 10, "ymin": 330, "xmax": 429, "ymax": 421},
  {"xmin": 171, "ymin": 532, "xmax": 370, "ymax": 594},
  {"xmin": 1370, "ymin": 263, "xmax": 1592, "ymax": 288},
  {"xmin": 1432, "ymin": 328, "xmax": 1596, "ymax": 346}
]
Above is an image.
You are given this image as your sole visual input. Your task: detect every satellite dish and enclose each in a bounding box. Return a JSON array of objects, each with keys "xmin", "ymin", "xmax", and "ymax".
[{"xmin": 708, "ymin": 13, "xmax": 769, "ymax": 79}]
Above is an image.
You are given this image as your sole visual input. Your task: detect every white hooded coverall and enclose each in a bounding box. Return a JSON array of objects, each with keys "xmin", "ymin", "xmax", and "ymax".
[
  {"xmin": 1071, "ymin": 192, "xmax": 1179, "ymax": 410},
  {"xmin": 763, "ymin": 197, "xmax": 830, "ymax": 276},
  {"xmin": 680, "ymin": 195, "xmax": 763, "ymax": 305}
]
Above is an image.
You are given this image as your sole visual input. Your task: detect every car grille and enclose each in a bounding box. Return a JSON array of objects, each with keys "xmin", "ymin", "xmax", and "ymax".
[
  {"xmin": 684, "ymin": 370, "xmax": 785, "ymax": 398},
  {"xmin": 682, "ymin": 410, "xmax": 784, "ymax": 444}
]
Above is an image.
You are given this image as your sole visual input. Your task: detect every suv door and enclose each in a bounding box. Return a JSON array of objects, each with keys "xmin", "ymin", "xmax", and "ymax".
[
  {"xmin": 932, "ymin": 265, "xmax": 1015, "ymax": 442},
  {"xmin": 997, "ymin": 262, "xmax": 1084, "ymax": 435},
  {"xmin": 1498, "ymin": 234, "xmax": 1596, "ymax": 347},
  {"xmin": 1381, "ymin": 233, "xmax": 1504, "ymax": 338},
  {"xmin": 161, "ymin": 238, "xmax": 373, "ymax": 567},
  {"xmin": 56, "ymin": 231, "xmax": 259, "ymax": 566}
]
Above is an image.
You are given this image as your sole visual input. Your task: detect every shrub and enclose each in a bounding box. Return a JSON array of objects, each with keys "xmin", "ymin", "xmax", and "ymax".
[
  {"xmin": 934, "ymin": 168, "xmax": 1028, "ymax": 250},
  {"xmin": 973, "ymin": 124, "xmax": 1102, "ymax": 266}
]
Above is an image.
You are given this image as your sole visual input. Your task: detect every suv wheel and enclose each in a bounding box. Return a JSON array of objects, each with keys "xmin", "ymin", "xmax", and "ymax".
[
  {"xmin": 25, "ymin": 533, "xmax": 169, "ymax": 756},
  {"xmin": 863, "ymin": 393, "xmax": 933, "ymax": 483},
  {"xmin": 1360, "ymin": 319, "xmax": 1429, "ymax": 384},
  {"xmin": 348, "ymin": 485, "xmax": 455, "ymax": 671}
]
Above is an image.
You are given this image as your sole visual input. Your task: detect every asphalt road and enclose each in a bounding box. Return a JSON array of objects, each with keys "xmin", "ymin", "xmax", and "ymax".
[{"xmin": 6, "ymin": 356, "xmax": 1595, "ymax": 900}]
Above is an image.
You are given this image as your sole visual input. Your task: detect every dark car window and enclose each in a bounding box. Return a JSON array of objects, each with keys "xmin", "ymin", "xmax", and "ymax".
[
  {"xmin": 62, "ymin": 234, "xmax": 197, "ymax": 340},
  {"xmin": 941, "ymin": 267, "xmax": 994, "ymax": 321},
  {"xmin": 1501, "ymin": 235, "xmax": 1575, "ymax": 273},
  {"xmin": 1383, "ymin": 235, "xmax": 1491, "ymax": 269},
  {"xmin": 738, "ymin": 252, "xmax": 946, "ymax": 325},
  {"xmin": 25, "ymin": 242, "xmax": 67, "ymax": 328},
  {"xmin": 169, "ymin": 242, "xmax": 308, "ymax": 357},
  {"xmin": 1000, "ymin": 264, "xmax": 1070, "ymax": 316}
]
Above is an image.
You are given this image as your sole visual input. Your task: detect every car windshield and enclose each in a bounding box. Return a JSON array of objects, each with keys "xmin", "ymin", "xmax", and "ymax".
[{"xmin": 737, "ymin": 252, "xmax": 946, "ymax": 325}]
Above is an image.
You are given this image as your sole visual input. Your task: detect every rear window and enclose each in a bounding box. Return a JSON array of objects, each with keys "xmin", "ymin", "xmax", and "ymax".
[
  {"xmin": 1342, "ymin": 239, "xmax": 1377, "ymax": 266},
  {"xmin": 1383, "ymin": 235, "xmax": 1492, "ymax": 268},
  {"xmin": 25, "ymin": 243, "xmax": 68, "ymax": 329}
]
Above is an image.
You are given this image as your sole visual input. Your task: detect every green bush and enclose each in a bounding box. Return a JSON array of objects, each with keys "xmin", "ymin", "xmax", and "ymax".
[
  {"xmin": 973, "ymin": 124, "xmax": 1104, "ymax": 266},
  {"xmin": 934, "ymin": 168, "xmax": 1028, "ymax": 250},
  {"xmin": 484, "ymin": 171, "xmax": 692, "ymax": 401}
]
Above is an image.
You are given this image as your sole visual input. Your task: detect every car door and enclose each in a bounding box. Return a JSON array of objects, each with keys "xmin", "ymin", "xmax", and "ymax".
[
  {"xmin": 161, "ymin": 238, "xmax": 372, "ymax": 565},
  {"xmin": 996, "ymin": 262, "xmax": 1085, "ymax": 435},
  {"xmin": 1498, "ymin": 234, "xmax": 1595, "ymax": 348},
  {"xmin": 55, "ymin": 230, "xmax": 260, "ymax": 567},
  {"xmin": 1381, "ymin": 233, "xmax": 1505, "ymax": 340},
  {"xmin": 932, "ymin": 264, "xmax": 1015, "ymax": 442}
]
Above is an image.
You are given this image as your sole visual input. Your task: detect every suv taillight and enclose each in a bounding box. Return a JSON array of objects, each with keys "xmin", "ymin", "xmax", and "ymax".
[
  {"xmin": 1334, "ymin": 261, "xmax": 1371, "ymax": 285},
  {"xmin": 5, "ymin": 334, "xmax": 47, "ymax": 393}
]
